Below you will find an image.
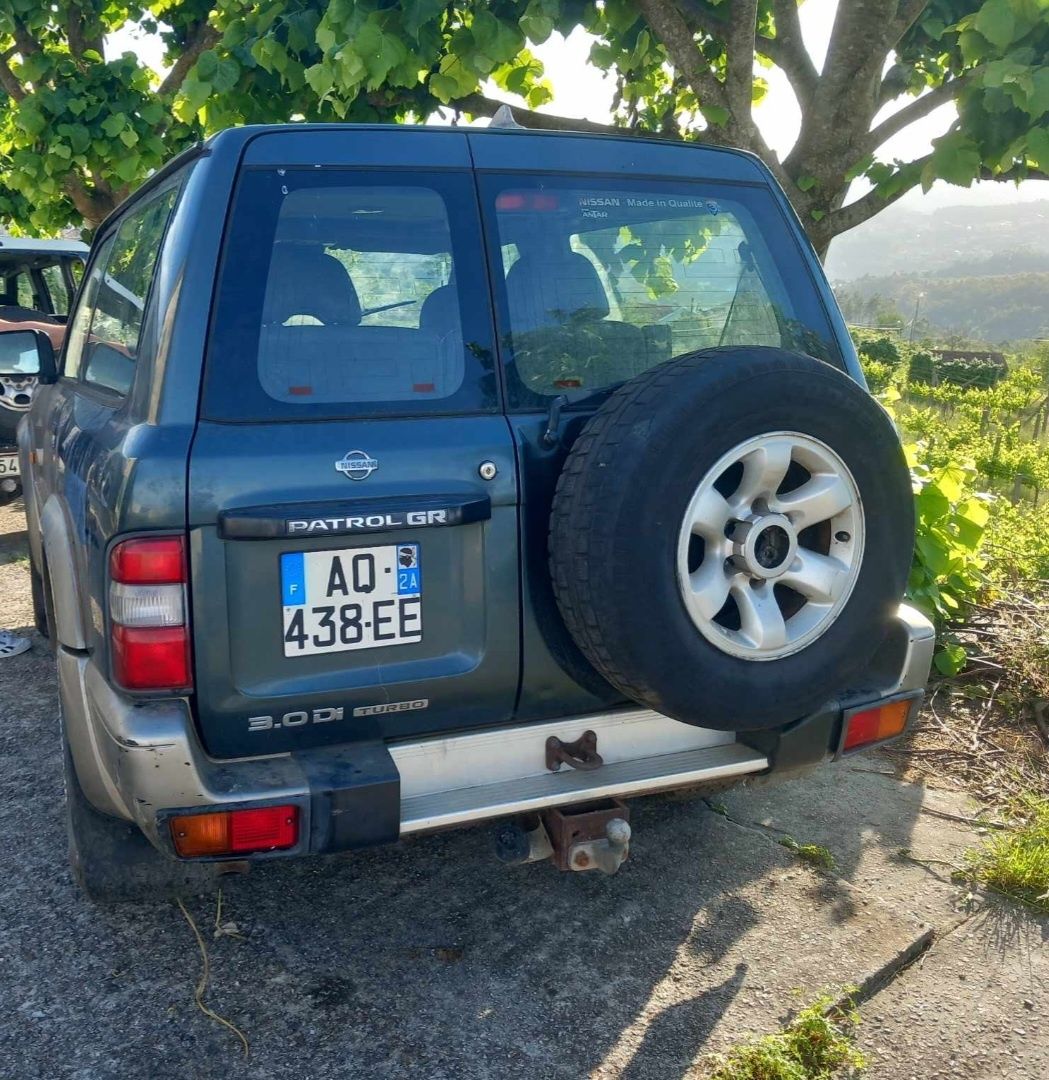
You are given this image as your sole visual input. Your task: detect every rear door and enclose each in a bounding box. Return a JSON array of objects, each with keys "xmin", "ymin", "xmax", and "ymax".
[{"xmin": 188, "ymin": 131, "xmax": 519, "ymax": 758}]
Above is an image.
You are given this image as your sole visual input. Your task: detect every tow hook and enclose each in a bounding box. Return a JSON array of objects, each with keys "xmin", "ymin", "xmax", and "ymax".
[{"xmin": 494, "ymin": 798, "xmax": 632, "ymax": 875}]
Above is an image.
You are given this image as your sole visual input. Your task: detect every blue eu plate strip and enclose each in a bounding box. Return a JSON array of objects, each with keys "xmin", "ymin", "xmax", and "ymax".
[
  {"xmin": 281, "ymin": 552, "xmax": 306, "ymax": 606},
  {"xmin": 397, "ymin": 544, "xmax": 421, "ymax": 595}
]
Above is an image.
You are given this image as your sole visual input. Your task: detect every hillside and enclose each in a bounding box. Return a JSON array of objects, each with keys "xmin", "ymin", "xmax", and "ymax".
[
  {"xmin": 825, "ymin": 200, "xmax": 1049, "ymax": 282},
  {"xmin": 826, "ymin": 200, "xmax": 1049, "ymax": 341}
]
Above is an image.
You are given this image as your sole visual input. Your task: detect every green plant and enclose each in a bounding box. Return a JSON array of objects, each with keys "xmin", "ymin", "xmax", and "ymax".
[
  {"xmin": 905, "ymin": 447, "xmax": 992, "ymax": 674},
  {"xmin": 962, "ymin": 796, "xmax": 1049, "ymax": 914},
  {"xmin": 779, "ymin": 837, "xmax": 837, "ymax": 871},
  {"xmin": 907, "ymin": 351, "xmax": 936, "ymax": 386},
  {"xmin": 857, "ymin": 336, "xmax": 900, "ymax": 367},
  {"xmin": 858, "ymin": 357, "xmax": 894, "ymax": 394},
  {"xmin": 708, "ymin": 992, "xmax": 867, "ymax": 1080}
]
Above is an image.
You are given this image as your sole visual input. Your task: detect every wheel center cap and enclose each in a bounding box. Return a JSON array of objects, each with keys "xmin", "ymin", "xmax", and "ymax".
[{"xmin": 731, "ymin": 513, "xmax": 798, "ymax": 580}]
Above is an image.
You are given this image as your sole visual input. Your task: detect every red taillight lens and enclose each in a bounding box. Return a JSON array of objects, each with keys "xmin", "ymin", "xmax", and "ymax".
[
  {"xmin": 170, "ymin": 806, "xmax": 299, "ymax": 858},
  {"xmin": 110, "ymin": 536, "xmax": 186, "ymax": 584},
  {"xmin": 842, "ymin": 699, "xmax": 912, "ymax": 752},
  {"xmin": 112, "ymin": 625, "xmax": 191, "ymax": 690},
  {"xmin": 108, "ymin": 536, "xmax": 190, "ymax": 692}
]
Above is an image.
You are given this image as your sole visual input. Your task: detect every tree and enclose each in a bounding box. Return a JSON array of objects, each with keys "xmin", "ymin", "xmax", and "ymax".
[
  {"xmin": 2, "ymin": 1, "xmax": 1048, "ymax": 251},
  {"xmin": 0, "ymin": 1, "xmax": 224, "ymax": 232}
]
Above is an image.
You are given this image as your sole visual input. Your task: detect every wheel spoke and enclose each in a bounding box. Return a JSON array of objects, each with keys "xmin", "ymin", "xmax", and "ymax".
[
  {"xmin": 689, "ymin": 560, "xmax": 733, "ymax": 620},
  {"xmin": 773, "ymin": 473, "xmax": 852, "ymax": 529},
  {"xmin": 735, "ymin": 440, "xmax": 793, "ymax": 506},
  {"xmin": 780, "ymin": 550, "xmax": 848, "ymax": 604},
  {"xmin": 689, "ymin": 486, "xmax": 733, "ymax": 540},
  {"xmin": 732, "ymin": 581, "xmax": 787, "ymax": 651}
]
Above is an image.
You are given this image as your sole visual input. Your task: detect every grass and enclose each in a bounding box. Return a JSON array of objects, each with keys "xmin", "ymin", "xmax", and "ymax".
[
  {"xmin": 707, "ymin": 993, "xmax": 867, "ymax": 1080},
  {"xmin": 962, "ymin": 795, "xmax": 1049, "ymax": 914},
  {"xmin": 778, "ymin": 837, "xmax": 836, "ymax": 871}
]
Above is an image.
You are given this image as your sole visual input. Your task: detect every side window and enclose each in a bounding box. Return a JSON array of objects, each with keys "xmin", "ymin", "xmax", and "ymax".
[
  {"xmin": 40, "ymin": 264, "xmax": 71, "ymax": 315},
  {"xmin": 15, "ymin": 273, "xmax": 35, "ymax": 309},
  {"xmin": 62, "ymin": 235, "xmax": 116, "ymax": 379},
  {"xmin": 79, "ymin": 185, "xmax": 178, "ymax": 395}
]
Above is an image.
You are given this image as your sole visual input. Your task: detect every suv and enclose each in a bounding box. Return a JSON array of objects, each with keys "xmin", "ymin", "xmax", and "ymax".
[
  {"xmin": 0, "ymin": 237, "xmax": 87, "ymax": 501},
  {"xmin": 6, "ymin": 125, "xmax": 933, "ymax": 902}
]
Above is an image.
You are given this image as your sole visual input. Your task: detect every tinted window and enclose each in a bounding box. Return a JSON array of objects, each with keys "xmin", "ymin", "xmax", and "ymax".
[
  {"xmin": 204, "ymin": 169, "xmax": 497, "ymax": 420},
  {"xmin": 62, "ymin": 234, "xmax": 116, "ymax": 380},
  {"xmin": 480, "ymin": 176, "xmax": 839, "ymax": 407}
]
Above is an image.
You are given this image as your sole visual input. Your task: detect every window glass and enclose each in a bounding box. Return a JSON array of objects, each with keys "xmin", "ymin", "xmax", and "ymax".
[
  {"xmin": 205, "ymin": 169, "xmax": 496, "ymax": 420},
  {"xmin": 80, "ymin": 185, "xmax": 178, "ymax": 394},
  {"xmin": 15, "ymin": 273, "xmax": 34, "ymax": 309},
  {"xmin": 62, "ymin": 234, "xmax": 115, "ymax": 379},
  {"xmin": 40, "ymin": 263, "xmax": 70, "ymax": 314},
  {"xmin": 481, "ymin": 177, "xmax": 839, "ymax": 407}
]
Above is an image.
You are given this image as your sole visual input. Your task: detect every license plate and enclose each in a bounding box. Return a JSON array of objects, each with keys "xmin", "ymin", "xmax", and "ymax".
[
  {"xmin": 280, "ymin": 543, "xmax": 422, "ymax": 657},
  {"xmin": 0, "ymin": 454, "xmax": 18, "ymax": 478}
]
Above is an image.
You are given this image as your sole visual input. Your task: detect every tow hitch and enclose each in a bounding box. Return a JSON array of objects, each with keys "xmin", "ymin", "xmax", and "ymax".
[{"xmin": 494, "ymin": 798, "xmax": 632, "ymax": 875}]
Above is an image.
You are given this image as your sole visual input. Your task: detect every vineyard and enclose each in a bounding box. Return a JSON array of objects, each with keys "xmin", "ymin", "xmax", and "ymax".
[{"xmin": 855, "ymin": 332, "xmax": 1049, "ymax": 812}]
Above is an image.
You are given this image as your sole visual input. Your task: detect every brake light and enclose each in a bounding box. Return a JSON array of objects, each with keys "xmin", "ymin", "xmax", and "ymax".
[
  {"xmin": 842, "ymin": 699, "xmax": 911, "ymax": 752},
  {"xmin": 109, "ymin": 536, "xmax": 191, "ymax": 692},
  {"xmin": 170, "ymin": 805, "xmax": 299, "ymax": 858}
]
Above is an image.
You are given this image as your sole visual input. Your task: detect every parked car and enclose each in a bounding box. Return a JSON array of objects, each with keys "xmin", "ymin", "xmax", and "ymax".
[
  {"xmin": 0, "ymin": 237, "xmax": 87, "ymax": 502},
  {"xmin": 5, "ymin": 124, "xmax": 933, "ymax": 902}
]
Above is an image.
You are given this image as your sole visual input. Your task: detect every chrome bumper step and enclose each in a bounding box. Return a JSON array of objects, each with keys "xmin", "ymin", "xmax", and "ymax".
[{"xmin": 398, "ymin": 741, "xmax": 768, "ymax": 834}]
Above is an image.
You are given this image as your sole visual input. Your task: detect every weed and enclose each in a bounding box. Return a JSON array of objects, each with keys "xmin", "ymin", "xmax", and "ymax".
[
  {"xmin": 707, "ymin": 992, "xmax": 867, "ymax": 1079},
  {"xmin": 961, "ymin": 796, "xmax": 1049, "ymax": 914},
  {"xmin": 779, "ymin": 837, "xmax": 836, "ymax": 871}
]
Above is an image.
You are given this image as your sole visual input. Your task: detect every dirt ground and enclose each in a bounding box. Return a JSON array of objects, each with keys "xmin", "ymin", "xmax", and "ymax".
[{"xmin": 0, "ymin": 498, "xmax": 1045, "ymax": 1079}]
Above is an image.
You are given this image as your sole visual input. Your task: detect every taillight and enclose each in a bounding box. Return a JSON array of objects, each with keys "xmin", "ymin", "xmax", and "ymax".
[
  {"xmin": 169, "ymin": 805, "xmax": 299, "ymax": 858},
  {"xmin": 842, "ymin": 699, "xmax": 912, "ymax": 753},
  {"xmin": 109, "ymin": 536, "xmax": 191, "ymax": 692}
]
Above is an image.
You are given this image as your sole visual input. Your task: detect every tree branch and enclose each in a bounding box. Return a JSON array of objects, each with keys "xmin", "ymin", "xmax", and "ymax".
[
  {"xmin": 0, "ymin": 50, "xmax": 25, "ymax": 102},
  {"xmin": 66, "ymin": 4, "xmax": 102, "ymax": 60},
  {"xmin": 456, "ymin": 92, "xmax": 681, "ymax": 139},
  {"xmin": 724, "ymin": 0, "xmax": 759, "ymax": 120},
  {"xmin": 886, "ymin": 0, "xmax": 932, "ymax": 50},
  {"xmin": 637, "ymin": 0, "xmax": 728, "ymax": 114},
  {"xmin": 818, "ymin": 154, "xmax": 932, "ymax": 238},
  {"xmin": 62, "ymin": 175, "xmax": 117, "ymax": 230},
  {"xmin": 865, "ymin": 75, "xmax": 969, "ymax": 153},
  {"xmin": 766, "ymin": 0, "xmax": 819, "ymax": 105},
  {"xmin": 158, "ymin": 21, "xmax": 220, "ymax": 97},
  {"xmin": 11, "ymin": 18, "xmax": 41, "ymax": 57},
  {"xmin": 980, "ymin": 165, "xmax": 1049, "ymax": 183}
]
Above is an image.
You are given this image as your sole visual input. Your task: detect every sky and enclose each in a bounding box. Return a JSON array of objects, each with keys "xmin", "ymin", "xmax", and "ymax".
[{"xmin": 110, "ymin": 2, "xmax": 1048, "ymax": 213}]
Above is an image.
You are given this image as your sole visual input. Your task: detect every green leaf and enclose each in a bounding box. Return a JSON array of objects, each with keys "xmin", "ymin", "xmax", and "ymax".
[
  {"xmin": 1028, "ymin": 126, "xmax": 1049, "ymax": 170},
  {"xmin": 195, "ymin": 51, "xmax": 219, "ymax": 82},
  {"xmin": 974, "ymin": 0, "xmax": 1018, "ymax": 49},
  {"xmin": 930, "ymin": 134, "xmax": 982, "ymax": 187},
  {"xmin": 796, "ymin": 175, "xmax": 817, "ymax": 192},
  {"xmin": 521, "ymin": 13, "xmax": 554, "ymax": 43},
  {"xmin": 934, "ymin": 642, "xmax": 966, "ymax": 676}
]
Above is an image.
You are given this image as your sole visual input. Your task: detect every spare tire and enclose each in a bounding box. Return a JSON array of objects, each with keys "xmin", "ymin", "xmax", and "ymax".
[{"xmin": 548, "ymin": 347, "xmax": 914, "ymax": 731}]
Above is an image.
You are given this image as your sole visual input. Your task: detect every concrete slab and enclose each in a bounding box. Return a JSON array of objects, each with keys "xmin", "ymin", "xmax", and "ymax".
[
  {"xmin": 859, "ymin": 904, "xmax": 1049, "ymax": 1079},
  {"xmin": 720, "ymin": 757, "xmax": 985, "ymax": 932}
]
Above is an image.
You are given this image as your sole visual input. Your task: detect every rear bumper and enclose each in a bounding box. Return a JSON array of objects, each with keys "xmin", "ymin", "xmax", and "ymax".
[{"xmin": 60, "ymin": 603, "xmax": 935, "ymax": 860}]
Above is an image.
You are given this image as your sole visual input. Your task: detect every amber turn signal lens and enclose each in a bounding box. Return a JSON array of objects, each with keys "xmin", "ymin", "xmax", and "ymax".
[
  {"xmin": 843, "ymin": 699, "xmax": 911, "ymax": 752},
  {"xmin": 170, "ymin": 805, "xmax": 299, "ymax": 858}
]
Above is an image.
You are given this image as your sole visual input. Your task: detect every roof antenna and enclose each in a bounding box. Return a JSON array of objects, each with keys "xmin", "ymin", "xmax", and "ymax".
[{"xmin": 489, "ymin": 104, "xmax": 524, "ymax": 129}]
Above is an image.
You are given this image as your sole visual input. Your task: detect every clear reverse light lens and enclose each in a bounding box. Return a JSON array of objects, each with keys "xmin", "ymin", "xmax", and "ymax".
[{"xmin": 109, "ymin": 582, "xmax": 185, "ymax": 627}]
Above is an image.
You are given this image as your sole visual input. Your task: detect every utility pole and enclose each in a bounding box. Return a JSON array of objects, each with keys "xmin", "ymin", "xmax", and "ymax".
[{"xmin": 909, "ymin": 291, "xmax": 925, "ymax": 344}]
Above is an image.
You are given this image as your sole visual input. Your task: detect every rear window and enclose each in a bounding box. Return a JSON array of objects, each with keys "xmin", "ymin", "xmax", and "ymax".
[
  {"xmin": 479, "ymin": 175, "xmax": 840, "ymax": 407},
  {"xmin": 204, "ymin": 169, "xmax": 497, "ymax": 420}
]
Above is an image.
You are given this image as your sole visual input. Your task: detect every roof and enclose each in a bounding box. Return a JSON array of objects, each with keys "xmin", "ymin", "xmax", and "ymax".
[{"xmin": 0, "ymin": 237, "xmax": 88, "ymax": 255}]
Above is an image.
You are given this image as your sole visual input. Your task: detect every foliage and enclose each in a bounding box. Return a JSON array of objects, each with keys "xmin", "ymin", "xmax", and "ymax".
[
  {"xmin": 907, "ymin": 351, "xmax": 937, "ymax": 385},
  {"xmin": 0, "ymin": 1, "xmax": 216, "ymax": 232},
  {"xmin": 856, "ymin": 335, "xmax": 901, "ymax": 367},
  {"xmin": 859, "ymin": 357, "xmax": 895, "ymax": 394},
  {"xmin": 3, "ymin": 1, "xmax": 1049, "ymax": 243},
  {"xmin": 936, "ymin": 353, "xmax": 1007, "ymax": 388},
  {"xmin": 778, "ymin": 837, "xmax": 837, "ymax": 871},
  {"xmin": 906, "ymin": 450, "xmax": 992, "ymax": 673},
  {"xmin": 962, "ymin": 796, "xmax": 1049, "ymax": 914},
  {"xmin": 707, "ymin": 992, "xmax": 867, "ymax": 1080}
]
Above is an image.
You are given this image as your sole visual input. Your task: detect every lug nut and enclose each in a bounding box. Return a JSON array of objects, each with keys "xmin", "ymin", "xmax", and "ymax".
[{"xmin": 835, "ymin": 530, "xmax": 851, "ymax": 543}]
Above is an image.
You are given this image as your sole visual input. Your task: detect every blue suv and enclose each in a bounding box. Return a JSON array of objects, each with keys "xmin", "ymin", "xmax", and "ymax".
[{"xmin": 3, "ymin": 125, "xmax": 933, "ymax": 901}]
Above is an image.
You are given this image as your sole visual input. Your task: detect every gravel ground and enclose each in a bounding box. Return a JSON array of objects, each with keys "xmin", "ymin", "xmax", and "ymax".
[{"xmin": 0, "ymin": 498, "xmax": 1045, "ymax": 1079}]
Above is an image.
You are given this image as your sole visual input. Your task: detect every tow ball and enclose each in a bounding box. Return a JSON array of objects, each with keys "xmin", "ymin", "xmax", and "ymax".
[{"xmin": 494, "ymin": 798, "xmax": 632, "ymax": 875}]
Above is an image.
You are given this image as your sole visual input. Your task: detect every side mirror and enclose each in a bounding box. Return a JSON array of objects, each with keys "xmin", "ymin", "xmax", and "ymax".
[{"xmin": 0, "ymin": 328, "xmax": 57, "ymax": 384}]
